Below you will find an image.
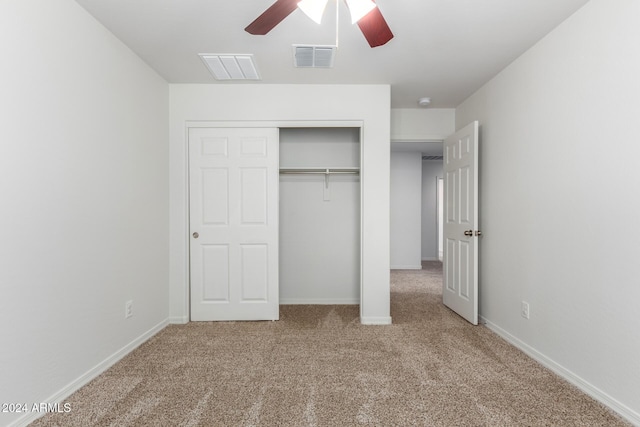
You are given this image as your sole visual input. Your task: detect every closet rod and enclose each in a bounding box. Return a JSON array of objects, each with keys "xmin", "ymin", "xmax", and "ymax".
[{"xmin": 279, "ymin": 168, "xmax": 359, "ymax": 175}]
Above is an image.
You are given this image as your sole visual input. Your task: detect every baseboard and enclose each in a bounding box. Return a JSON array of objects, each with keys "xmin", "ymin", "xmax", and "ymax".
[
  {"xmin": 279, "ymin": 298, "xmax": 359, "ymax": 305},
  {"xmin": 480, "ymin": 316, "xmax": 640, "ymax": 426},
  {"xmin": 360, "ymin": 316, "xmax": 392, "ymax": 325},
  {"xmin": 421, "ymin": 257, "xmax": 440, "ymax": 262},
  {"xmin": 390, "ymin": 265, "xmax": 423, "ymax": 270},
  {"xmin": 9, "ymin": 319, "xmax": 169, "ymax": 427},
  {"xmin": 169, "ymin": 315, "xmax": 189, "ymax": 324}
]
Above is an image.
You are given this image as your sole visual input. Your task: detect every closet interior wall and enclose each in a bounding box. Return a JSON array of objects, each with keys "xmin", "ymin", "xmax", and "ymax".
[{"xmin": 279, "ymin": 128, "xmax": 361, "ymax": 304}]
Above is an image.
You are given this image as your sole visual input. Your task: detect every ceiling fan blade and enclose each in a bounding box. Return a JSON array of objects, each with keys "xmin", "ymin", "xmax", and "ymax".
[
  {"xmin": 357, "ymin": 5, "xmax": 394, "ymax": 47},
  {"xmin": 245, "ymin": 0, "xmax": 301, "ymax": 35}
]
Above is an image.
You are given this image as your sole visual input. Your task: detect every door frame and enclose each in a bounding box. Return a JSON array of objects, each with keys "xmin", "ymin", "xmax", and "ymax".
[
  {"xmin": 437, "ymin": 176, "xmax": 444, "ymax": 261},
  {"xmin": 183, "ymin": 120, "xmax": 364, "ymax": 321}
]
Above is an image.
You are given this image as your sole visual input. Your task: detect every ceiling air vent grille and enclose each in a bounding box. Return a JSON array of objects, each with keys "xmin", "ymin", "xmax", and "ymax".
[
  {"xmin": 423, "ymin": 155, "xmax": 444, "ymax": 160},
  {"xmin": 199, "ymin": 54, "xmax": 261, "ymax": 80},
  {"xmin": 293, "ymin": 45, "xmax": 336, "ymax": 68}
]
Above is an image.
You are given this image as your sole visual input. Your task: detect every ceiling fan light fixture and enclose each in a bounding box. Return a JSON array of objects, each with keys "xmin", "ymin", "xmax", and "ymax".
[
  {"xmin": 298, "ymin": 0, "xmax": 329, "ymax": 24},
  {"xmin": 344, "ymin": 0, "xmax": 377, "ymax": 23}
]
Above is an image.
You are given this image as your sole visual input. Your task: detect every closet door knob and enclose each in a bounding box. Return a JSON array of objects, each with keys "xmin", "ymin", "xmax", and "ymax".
[
  {"xmin": 192, "ymin": 232, "xmax": 199, "ymax": 239},
  {"xmin": 463, "ymin": 230, "xmax": 473, "ymax": 237}
]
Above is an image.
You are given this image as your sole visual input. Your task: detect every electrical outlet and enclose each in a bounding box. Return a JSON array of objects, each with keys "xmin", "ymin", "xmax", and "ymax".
[
  {"xmin": 125, "ymin": 300, "xmax": 133, "ymax": 319},
  {"xmin": 521, "ymin": 301, "xmax": 530, "ymax": 319}
]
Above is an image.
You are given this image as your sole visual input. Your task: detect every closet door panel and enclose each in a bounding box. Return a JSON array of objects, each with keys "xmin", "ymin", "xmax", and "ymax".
[
  {"xmin": 202, "ymin": 244, "xmax": 230, "ymax": 302},
  {"xmin": 189, "ymin": 127, "xmax": 279, "ymax": 321},
  {"xmin": 240, "ymin": 244, "xmax": 269, "ymax": 302},
  {"xmin": 202, "ymin": 168, "xmax": 229, "ymax": 225},
  {"xmin": 240, "ymin": 167, "xmax": 268, "ymax": 226}
]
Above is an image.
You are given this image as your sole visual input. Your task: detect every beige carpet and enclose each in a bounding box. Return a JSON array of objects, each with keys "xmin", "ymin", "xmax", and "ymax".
[{"xmin": 32, "ymin": 262, "xmax": 628, "ymax": 426}]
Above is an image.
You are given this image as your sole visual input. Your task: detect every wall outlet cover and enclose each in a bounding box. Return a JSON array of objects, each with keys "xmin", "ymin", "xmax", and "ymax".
[{"xmin": 521, "ymin": 301, "xmax": 530, "ymax": 319}]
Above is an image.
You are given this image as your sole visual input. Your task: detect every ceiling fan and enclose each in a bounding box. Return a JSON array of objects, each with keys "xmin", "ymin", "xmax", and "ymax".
[{"xmin": 245, "ymin": 0, "xmax": 394, "ymax": 48}]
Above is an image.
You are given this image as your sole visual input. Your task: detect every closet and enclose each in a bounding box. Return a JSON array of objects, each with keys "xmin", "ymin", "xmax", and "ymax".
[{"xmin": 279, "ymin": 128, "xmax": 361, "ymax": 304}]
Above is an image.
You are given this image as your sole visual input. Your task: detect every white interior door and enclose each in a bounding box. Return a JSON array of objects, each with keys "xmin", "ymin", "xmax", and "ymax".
[
  {"xmin": 443, "ymin": 121, "xmax": 479, "ymax": 325},
  {"xmin": 189, "ymin": 127, "xmax": 279, "ymax": 321}
]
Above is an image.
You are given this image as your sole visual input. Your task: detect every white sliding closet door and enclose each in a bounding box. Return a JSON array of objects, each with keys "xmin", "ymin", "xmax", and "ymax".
[{"xmin": 189, "ymin": 127, "xmax": 279, "ymax": 321}]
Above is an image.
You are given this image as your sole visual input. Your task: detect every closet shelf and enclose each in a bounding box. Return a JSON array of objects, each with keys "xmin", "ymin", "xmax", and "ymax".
[{"xmin": 279, "ymin": 167, "xmax": 359, "ymax": 175}]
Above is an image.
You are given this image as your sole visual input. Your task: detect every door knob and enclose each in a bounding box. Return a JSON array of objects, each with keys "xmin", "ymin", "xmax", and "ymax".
[
  {"xmin": 475, "ymin": 230, "xmax": 483, "ymax": 237},
  {"xmin": 192, "ymin": 232, "xmax": 199, "ymax": 239},
  {"xmin": 464, "ymin": 230, "xmax": 473, "ymax": 237}
]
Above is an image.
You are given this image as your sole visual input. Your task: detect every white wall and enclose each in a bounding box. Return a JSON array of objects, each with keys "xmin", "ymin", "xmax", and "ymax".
[
  {"xmin": 391, "ymin": 108, "xmax": 455, "ymax": 141},
  {"xmin": 0, "ymin": 1, "xmax": 169, "ymax": 426},
  {"xmin": 280, "ymin": 128, "xmax": 360, "ymax": 303},
  {"xmin": 170, "ymin": 85, "xmax": 391, "ymax": 324},
  {"xmin": 456, "ymin": 0, "xmax": 640, "ymax": 422},
  {"xmin": 390, "ymin": 152, "xmax": 423, "ymax": 269},
  {"xmin": 421, "ymin": 160, "xmax": 443, "ymax": 261}
]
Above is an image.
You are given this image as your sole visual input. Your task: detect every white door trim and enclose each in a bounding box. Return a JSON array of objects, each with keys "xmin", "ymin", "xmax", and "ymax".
[{"xmin": 182, "ymin": 120, "xmax": 364, "ymax": 321}]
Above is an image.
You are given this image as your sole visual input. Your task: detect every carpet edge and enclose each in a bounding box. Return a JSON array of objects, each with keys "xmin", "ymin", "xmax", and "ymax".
[
  {"xmin": 481, "ymin": 316, "xmax": 640, "ymax": 426},
  {"xmin": 9, "ymin": 319, "xmax": 169, "ymax": 427}
]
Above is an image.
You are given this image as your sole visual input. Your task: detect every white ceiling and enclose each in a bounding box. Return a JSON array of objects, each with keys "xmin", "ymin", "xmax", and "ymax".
[{"xmin": 74, "ymin": 0, "xmax": 590, "ymax": 108}]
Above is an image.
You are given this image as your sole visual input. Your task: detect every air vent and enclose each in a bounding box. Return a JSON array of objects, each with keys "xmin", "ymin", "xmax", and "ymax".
[
  {"xmin": 293, "ymin": 45, "xmax": 336, "ymax": 68},
  {"xmin": 422, "ymin": 155, "xmax": 444, "ymax": 160},
  {"xmin": 199, "ymin": 54, "xmax": 261, "ymax": 80}
]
